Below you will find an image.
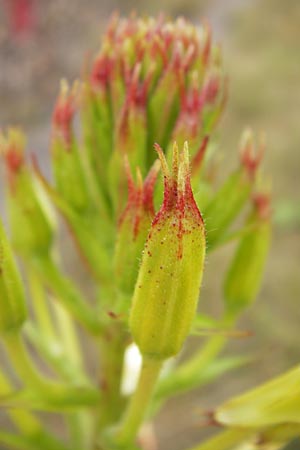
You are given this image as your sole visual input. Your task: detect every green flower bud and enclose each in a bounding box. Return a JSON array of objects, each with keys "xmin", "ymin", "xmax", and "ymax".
[
  {"xmin": 114, "ymin": 158, "xmax": 160, "ymax": 307},
  {"xmin": 51, "ymin": 80, "xmax": 90, "ymax": 214},
  {"xmin": 108, "ymin": 64, "xmax": 150, "ymax": 212},
  {"xmin": 0, "ymin": 219, "xmax": 27, "ymax": 335},
  {"xmin": 203, "ymin": 129, "xmax": 264, "ymax": 249},
  {"xmin": 224, "ymin": 191, "xmax": 272, "ymax": 316},
  {"xmin": 129, "ymin": 142, "xmax": 206, "ymax": 360},
  {"xmin": 0, "ymin": 129, "xmax": 53, "ymax": 257}
]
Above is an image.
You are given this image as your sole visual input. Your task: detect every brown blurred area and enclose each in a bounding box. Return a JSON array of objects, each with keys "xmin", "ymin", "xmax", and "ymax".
[{"xmin": 0, "ymin": 0, "xmax": 300, "ymax": 449}]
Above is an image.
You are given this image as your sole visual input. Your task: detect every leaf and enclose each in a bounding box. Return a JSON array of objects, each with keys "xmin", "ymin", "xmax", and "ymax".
[
  {"xmin": 215, "ymin": 365, "xmax": 300, "ymax": 427},
  {"xmin": 0, "ymin": 385, "xmax": 100, "ymax": 412}
]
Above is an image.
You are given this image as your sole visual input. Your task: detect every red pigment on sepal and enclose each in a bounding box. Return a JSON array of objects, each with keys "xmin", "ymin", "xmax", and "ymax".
[
  {"xmin": 118, "ymin": 63, "xmax": 151, "ymax": 138},
  {"xmin": 1, "ymin": 129, "xmax": 26, "ymax": 189},
  {"xmin": 90, "ymin": 54, "xmax": 113, "ymax": 89},
  {"xmin": 5, "ymin": 146, "xmax": 24, "ymax": 173},
  {"xmin": 240, "ymin": 130, "xmax": 265, "ymax": 178},
  {"xmin": 52, "ymin": 82, "xmax": 76, "ymax": 147},
  {"xmin": 118, "ymin": 157, "xmax": 160, "ymax": 239},
  {"xmin": 253, "ymin": 192, "xmax": 272, "ymax": 220},
  {"xmin": 153, "ymin": 142, "xmax": 204, "ymax": 259}
]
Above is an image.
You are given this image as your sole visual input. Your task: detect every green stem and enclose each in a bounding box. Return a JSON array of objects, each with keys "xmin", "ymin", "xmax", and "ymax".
[
  {"xmin": 27, "ymin": 266, "xmax": 57, "ymax": 341},
  {"xmin": 116, "ymin": 357, "xmax": 163, "ymax": 447},
  {"xmin": 186, "ymin": 428, "xmax": 255, "ymax": 450},
  {"xmin": 155, "ymin": 316, "xmax": 236, "ymax": 403},
  {"xmin": 53, "ymin": 301, "xmax": 82, "ymax": 369},
  {"xmin": 25, "ymin": 323, "xmax": 89, "ymax": 385},
  {"xmin": 97, "ymin": 326, "xmax": 127, "ymax": 430},
  {"xmin": 4, "ymin": 332, "xmax": 52, "ymax": 393},
  {"xmin": 31, "ymin": 255, "xmax": 102, "ymax": 334}
]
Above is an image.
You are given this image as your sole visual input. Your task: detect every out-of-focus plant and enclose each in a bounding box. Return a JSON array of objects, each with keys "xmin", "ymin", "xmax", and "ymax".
[{"xmin": 0, "ymin": 14, "xmax": 293, "ymax": 450}]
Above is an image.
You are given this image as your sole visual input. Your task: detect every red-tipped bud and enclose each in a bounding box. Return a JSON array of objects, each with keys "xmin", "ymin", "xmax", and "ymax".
[
  {"xmin": 129, "ymin": 142, "xmax": 206, "ymax": 359},
  {"xmin": 52, "ymin": 79, "xmax": 77, "ymax": 147},
  {"xmin": 114, "ymin": 159, "xmax": 160, "ymax": 304},
  {"xmin": 240, "ymin": 129, "xmax": 265, "ymax": 179}
]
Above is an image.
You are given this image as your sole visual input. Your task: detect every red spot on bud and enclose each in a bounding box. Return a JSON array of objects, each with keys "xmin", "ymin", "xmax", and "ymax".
[
  {"xmin": 240, "ymin": 131, "xmax": 265, "ymax": 178},
  {"xmin": 5, "ymin": 146, "xmax": 24, "ymax": 173},
  {"xmin": 118, "ymin": 158, "xmax": 160, "ymax": 239},
  {"xmin": 91, "ymin": 54, "xmax": 113, "ymax": 89},
  {"xmin": 253, "ymin": 193, "xmax": 272, "ymax": 220},
  {"xmin": 52, "ymin": 84, "xmax": 76, "ymax": 147},
  {"xmin": 154, "ymin": 143, "xmax": 203, "ymax": 259}
]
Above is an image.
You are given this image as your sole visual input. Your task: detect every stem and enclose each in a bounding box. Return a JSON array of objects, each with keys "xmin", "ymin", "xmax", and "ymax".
[
  {"xmin": 31, "ymin": 255, "xmax": 102, "ymax": 334},
  {"xmin": 4, "ymin": 332, "xmax": 52, "ymax": 393},
  {"xmin": 186, "ymin": 428, "xmax": 255, "ymax": 450},
  {"xmin": 53, "ymin": 301, "xmax": 82, "ymax": 369},
  {"xmin": 116, "ymin": 357, "xmax": 162, "ymax": 447},
  {"xmin": 27, "ymin": 266, "xmax": 57, "ymax": 341},
  {"xmin": 155, "ymin": 316, "xmax": 236, "ymax": 402},
  {"xmin": 97, "ymin": 326, "xmax": 127, "ymax": 430}
]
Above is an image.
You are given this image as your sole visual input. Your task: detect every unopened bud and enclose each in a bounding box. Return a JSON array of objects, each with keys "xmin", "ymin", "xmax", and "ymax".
[
  {"xmin": 51, "ymin": 80, "xmax": 90, "ymax": 214},
  {"xmin": 0, "ymin": 129, "xmax": 53, "ymax": 256},
  {"xmin": 0, "ymin": 219, "xmax": 27, "ymax": 335},
  {"xmin": 129, "ymin": 142, "xmax": 206, "ymax": 359},
  {"xmin": 224, "ymin": 191, "xmax": 271, "ymax": 316},
  {"xmin": 203, "ymin": 130, "xmax": 264, "ymax": 248},
  {"xmin": 114, "ymin": 158, "xmax": 160, "ymax": 307}
]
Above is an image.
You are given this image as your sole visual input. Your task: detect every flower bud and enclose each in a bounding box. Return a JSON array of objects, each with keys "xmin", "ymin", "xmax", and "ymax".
[
  {"xmin": 224, "ymin": 191, "xmax": 272, "ymax": 316},
  {"xmin": 203, "ymin": 129, "xmax": 264, "ymax": 249},
  {"xmin": 0, "ymin": 129, "xmax": 53, "ymax": 257},
  {"xmin": 108, "ymin": 63, "xmax": 150, "ymax": 212},
  {"xmin": 129, "ymin": 142, "xmax": 206, "ymax": 360},
  {"xmin": 51, "ymin": 80, "xmax": 90, "ymax": 214},
  {"xmin": 0, "ymin": 219, "xmax": 27, "ymax": 335},
  {"xmin": 114, "ymin": 158, "xmax": 160, "ymax": 307}
]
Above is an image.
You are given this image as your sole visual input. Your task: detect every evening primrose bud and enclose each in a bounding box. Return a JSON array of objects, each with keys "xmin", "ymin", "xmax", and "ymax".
[
  {"xmin": 109, "ymin": 64, "xmax": 150, "ymax": 212},
  {"xmin": 114, "ymin": 158, "xmax": 160, "ymax": 306},
  {"xmin": 224, "ymin": 191, "xmax": 271, "ymax": 317},
  {"xmin": 203, "ymin": 129, "xmax": 264, "ymax": 249},
  {"xmin": 0, "ymin": 219, "xmax": 27, "ymax": 335},
  {"xmin": 51, "ymin": 80, "xmax": 90, "ymax": 214},
  {"xmin": 0, "ymin": 129, "xmax": 53, "ymax": 256},
  {"xmin": 129, "ymin": 142, "xmax": 206, "ymax": 360}
]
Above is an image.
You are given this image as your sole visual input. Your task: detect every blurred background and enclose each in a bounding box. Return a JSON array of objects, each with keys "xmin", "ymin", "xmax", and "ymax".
[{"xmin": 0, "ymin": 0, "xmax": 300, "ymax": 449}]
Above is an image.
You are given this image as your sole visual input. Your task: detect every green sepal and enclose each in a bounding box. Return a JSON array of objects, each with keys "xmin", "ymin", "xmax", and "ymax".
[
  {"xmin": 7, "ymin": 169, "xmax": 53, "ymax": 257},
  {"xmin": 0, "ymin": 220, "xmax": 27, "ymax": 336},
  {"xmin": 224, "ymin": 206, "xmax": 271, "ymax": 316},
  {"xmin": 81, "ymin": 83, "xmax": 113, "ymax": 203},
  {"xmin": 114, "ymin": 161, "xmax": 159, "ymax": 309},
  {"xmin": 203, "ymin": 168, "xmax": 252, "ymax": 249},
  {"xmin": 51, "ymin": 138, "xmax": 90, "ymax": 215}
]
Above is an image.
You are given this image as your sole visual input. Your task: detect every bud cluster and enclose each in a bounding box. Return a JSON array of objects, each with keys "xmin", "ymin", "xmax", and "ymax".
[{"xmin": 0, "ymin": 14, "xmax": 273, "ymax": 450}]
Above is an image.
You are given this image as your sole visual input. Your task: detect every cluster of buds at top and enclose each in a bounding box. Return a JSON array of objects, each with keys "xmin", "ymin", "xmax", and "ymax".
[
  {"xmin": 0, "ymin": 14, "xmax": 270, "ymax": 346},
  {"xmin": 82, "ymin": 14, "xmax": 226, "ymax": 216}
]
